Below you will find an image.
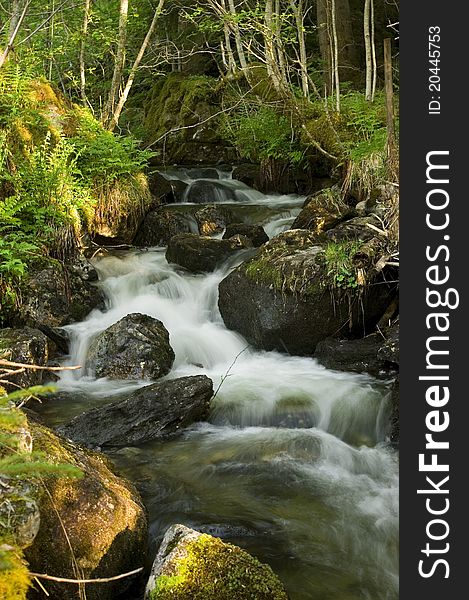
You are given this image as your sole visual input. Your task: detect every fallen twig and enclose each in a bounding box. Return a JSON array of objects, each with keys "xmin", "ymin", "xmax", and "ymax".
[{"xmin": 30, "ymin": 567, "xmax": 144, "ymax": 585}]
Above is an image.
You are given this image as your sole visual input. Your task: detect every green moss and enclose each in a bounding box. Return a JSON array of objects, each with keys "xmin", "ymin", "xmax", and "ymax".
[
  {"xmin": 151, "ymin": 534, "xmax": 288, "ymax": 600},
  {"xmin": 0, "ymin": 548, "xmax": 30, "ymax": 600},
  {"xmin": 323, "ymin": 241, "xmax": 363, "ymax": 291}
]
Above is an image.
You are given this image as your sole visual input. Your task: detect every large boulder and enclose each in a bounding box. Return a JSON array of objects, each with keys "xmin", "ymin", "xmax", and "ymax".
[
  {"xmin": 194, "ymin": 204, "xmax": 234, "ymax": 236},
  {"xmin": 86, "ymin": 313, "xmax": 174, "ymax": 380},
  {"xmin": 24, "ymin": 422, "xmax": 147, "ymax": 600},
  {"xmin": 291, "ymin": 187, "xmax": 353, "ymax": 234},
  {"xmin": 15, "ymin": 258, "xmax": 104, "ymax": 328},
  {"xmin": 218, "ymin": 230, "xmax": 395, "ymax": 355},
  {"xmin": 166, "ymin": 233, "xmax": 250, "ymax": 273},
  {"xmin": 0, "ymin": 327, "xmax": 49, "ymax": 388},
  {"xmin": 144, "ymin": 524, "xmax": 288, "ymax": 600},
  {"xmin": 134, "ymin": 207, "xmax": 192, "ymax": 247},
  {"xmin": 324, "ymin": 214, "xmax": 383, "ymax": 243},
  {"xmin": 58, "ymin": 375, "xmax": 213, "ymax": 448},
  {"xmin": 223, "ymin": 223, "xmax": 269, "ymax": 247}
]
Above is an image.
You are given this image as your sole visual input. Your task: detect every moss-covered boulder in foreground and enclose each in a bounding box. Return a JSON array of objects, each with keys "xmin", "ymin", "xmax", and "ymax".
[
  {"xmin": 24, "ymin": 422, "xmax": 147, "ymax": 600},
  {"xmin": 145, "ymin": 524, "xmax": 288, "ymax": 600}
]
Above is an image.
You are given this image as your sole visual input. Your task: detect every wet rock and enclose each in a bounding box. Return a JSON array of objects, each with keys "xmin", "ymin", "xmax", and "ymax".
[
  {"xmin": 218, "ymin": 230, "xmax": 394, "ymax": 355},
  {"xmin": 291, "ymin": 187, "xmax": 354, "ymax": 234},
  {"xmin": 166, "ymin": 233, "xmax": 250, "ymax": 273},
  {"xmin": 0, "ymin": 327, "xmax": 49, "ymax": 388},
  {"xmin": 195, "ymin": 204, "xmax": 234, "ymax": 236},
  {"xmin": 186, "ymin": 167, "xmax": 220, "ymax": 179},
  {"xmin": 232, "ymin": 164, "xmax": 260, "ymax": 189},
  {"xmin": 185, "ymin": 180, "xmax": 241, "ymax": 204},
  {"xmin": 15, "ymin": 259, "xmax": 105, "ymax": 328},
  {"xmin": 58, "ymin": 375, "xmax": 213, "ymax": 448},
  {"xmin": 25, "ymin": 422, "xmax": 147, "ymax": 600},
  {"xmin": 148, "ymin": 171, "xmax": 175, "ymax": 202},
  {"xmin": 325, "ymin": 215, "xmax": 383, "ymax": 243},
  {"xmin": 36, "ymin": 324, "xmax": 70, "ymax": 355},
  {"xmin": 144, "ymin": 524, "xmax": 288, "ymax": 600},
  {"xmin": 134, "ymin": 207, "xmax": 192, "ymax": 247},
  {"xmin": 314, "ymin": 335, "xmax": 386, "ymax": 376},
  {"xmin": 223, "ymin": 223, "xmax": 269, "ymax": 247},
  {"xmin": 0, "ymin": 478, "xmax": 40, "ymax": 549},
  {"xmin": 378, "ymin": 321, "xmax": 399, "ymax": 366},
  {"xmin": 86, "ymin": 313, "xmax": 174, "ymax": 380}
]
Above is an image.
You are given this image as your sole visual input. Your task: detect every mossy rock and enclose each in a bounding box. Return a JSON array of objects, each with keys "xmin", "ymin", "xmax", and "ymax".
[
  {"xmin": 0, "ymin": 328, "xmax": 49, "ymax": 389},
  {"xmin": 0, "ymin": 549, "xmax": 31, "ymax": 600},
  {"xmin": 291, "ymin": 187, "xmax": 354, "ymax": 234},
  {"xmin": 218, "ymin": 230, "xmax": 395, "ymax": 354},
  {"xmin": 24, "ymin": 422, "xmax": 148, "ymax": 600},
  {"xmin": 145, "ymin": 525, "xmax": 288, "ymax": 600}
]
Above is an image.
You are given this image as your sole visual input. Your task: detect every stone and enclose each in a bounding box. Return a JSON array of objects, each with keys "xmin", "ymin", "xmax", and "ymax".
[
  {"xmin": 194, "ymin": 205, "xmax": 234, "ymax": 236},
  {"xmin": 378, "ymin": 321, "xmax": 399, "ymax": 366},
  {"xmin": 57, "ymin": 375, "xmax": 213, "ymax": 448},
  {"xmin": 324, "ymin": 215, "xmax": 383, "ymax": 243},
  {"xmin": 0, "ymin": 327, "xmax": 49, "ymax": 388},
  {"xmin": 166, "ymin": 233, "xmax": 250, "ymax": 273},
  {"xmin": 291, "ymin": 187, "xmax": 354, "ymax": 234},
  {"xmin": 15, "ymin": 259, "xmax": 105, "ymax": 328},
  {"xmin": 223, "ymin": 223, "xmax": 269, "ymax": 247},
  {"xmin": 218, "ymin": 230, "xmax": 395, "ymax": 355},
  {"xmin": 86, "ymin": 313, "xmax": 174, "ymax": 380},
  {"xmin": 314, "ymin": 335, "xmax": 385, "ymax": 376},
  {"xmin": 133, "ymin": 207, "xmax": 192, "ymax": 247},
  {"xmin": 24, "ymin": 423, "xmax": 147, "ymax": 600},
  {"xmin": 144, "ymin": 524, "xmax": 288, "ymax": 600}
]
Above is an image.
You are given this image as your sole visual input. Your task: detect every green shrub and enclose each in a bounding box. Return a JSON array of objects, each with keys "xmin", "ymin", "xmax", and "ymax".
[{"xmin": 324, "ymin": 241, "xmax": 363, "ymax": 291}]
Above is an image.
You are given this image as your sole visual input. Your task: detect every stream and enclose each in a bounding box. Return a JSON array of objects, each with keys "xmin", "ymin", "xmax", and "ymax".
[{"xmin": 37, "ymin": 169, "xmax": 399, "ymax": 600}]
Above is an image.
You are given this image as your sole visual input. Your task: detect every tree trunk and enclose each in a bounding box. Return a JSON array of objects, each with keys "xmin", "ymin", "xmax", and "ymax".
[
  {"xmin": 290, "ymin": 0, "xmax": 309, "ymax": 98},
  {"xmin": 317, "ymin": 0, "xmax": 358, "ymax": 91},
  {"xmin": 370, "ymin": 0, "xmax": 377, "ymax": 101},
  {"xmin": 227, "ymin": 0, "xmax": 248, "ymax": 74},
  {"xmin": 0, "ymin": 0, "xmax": 30, "ymax": 69},
  {"xmin": 364, "ymin": 0, "xmax": 372, "ymax": 100},
  {"xmin": 264, "ymin": 0, "xmax": 284, "ymax": 93},
  {"xmin": 103, "ymin": 0, "xmax": 129, "ymax": 127},
  {"xmin": 79, "ymin": 0, "xmax": 91, "ymax": 105},
  {"xmin": 330, "ymin": 0, "xmax": 340, "ymax": 111},
  {"xmin": 107, "ymin": 0, "xmax": 166, "ymax": 132}
]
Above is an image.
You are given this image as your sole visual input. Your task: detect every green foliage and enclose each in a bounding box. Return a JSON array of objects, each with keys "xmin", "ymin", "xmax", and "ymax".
[
  {"xmin": 224, "ymin": 106, "xmax": 303, "ymax": 164},
  {"xmin": 70, "ymin": 109, "xmax": 154, "ymax": 181},
  {"xmin": 324, "ymin": 241, "xmax": 362, "ymax": 291},
  {"xmin": 151, "ymin": 534, "xmax": 288, "ymax": 600}
]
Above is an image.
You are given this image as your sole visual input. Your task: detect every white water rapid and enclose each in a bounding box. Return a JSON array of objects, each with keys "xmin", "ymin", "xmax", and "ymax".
[{"xmin": 40, "ymin": 175, "xmax": 398, "ymax": 600}]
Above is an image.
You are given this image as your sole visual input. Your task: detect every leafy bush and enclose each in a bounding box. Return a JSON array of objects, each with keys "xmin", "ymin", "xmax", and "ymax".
[
  {"xmin": 224, "ymin": 106, "xmax": 303, "ymax": 164},
  {"xmin": 324, "ymin": 241, "xmax": 363, "ymax": 291}
]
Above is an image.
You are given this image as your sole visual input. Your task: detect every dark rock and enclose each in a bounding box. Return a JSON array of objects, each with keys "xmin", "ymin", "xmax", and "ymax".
[
  {"xmin": 195, "ymin": 204, "xmax": 234, "ymax": 236},
  {"xmin": 25, "ymin": 422, "xmax": 147, "ymax": 600},
  {"xmin": 37, "ymin": 325, "xmax": 70, "ymax": 355},
  {"xmin": 291, "ymin": 187, "xmax": 354, "ymax": 234},
  {"xmin": 218, "ymin": 230, "xmax": 395, "ymax": 355},
  {"xmin": 133, "ymin": 207, "xmax": 191, "ymax": 247},
  {"xmin": 86, "ymin": 313, "xmax": 174, "ymax": 380},
  {"xmin": 15, "ymin": 259, "xmax": 105, "ymax": 328},
  {"xmin": 314, "ymin": 335, "xmax": 386, "ymax": 376},
  {"xmin": 232, "ymin": 164, "xmax": 260, "ymax": 189},
  {"xmin": 148, "ymin": 170, "xmax": 174, "ymax": 202},
  {"xmin": 0, "ymin": 327, "xmax": 49, "ymax": 388},
  {"xmin": 223, "ymin": 223, "xmax": 269, "ymax": 247},
  {"xmin": 170, "ymin": 179, "xmax": 189, "ymax": 202},
  {"xmin": 166, "ymin": 233, "xmax": 250, "ymax": 273},
  {"xmin": 144, "ymin": 524, "xmax": 288, "ymax": 600},
  {"xmin": 378, "ymin": 321, "xmax": 399, "ymax": 366},
  {"xmin": 58, "ymin": 375, "xmax": 213, "ymax": 448},
  {"xmin": 186, "ymin": 167, "xmax": 220, "ymax": 179},
  {"xmin": 185, "ymin": 179, "xmax": 252, "ymax": 204},
  {"xmin": 325, "ymin": 215, "xmax": 383, "ymax": 243}
]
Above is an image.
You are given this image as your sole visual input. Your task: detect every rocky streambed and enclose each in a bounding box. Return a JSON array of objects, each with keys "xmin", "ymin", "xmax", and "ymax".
[{"xmin": 2, "ymin": 168, "xmax": 399, "ymax": 599}]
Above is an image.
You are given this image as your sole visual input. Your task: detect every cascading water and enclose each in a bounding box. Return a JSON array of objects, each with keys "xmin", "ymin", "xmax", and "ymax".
[{"xmin": 38, "ymin": 171, "xmax": 398, "ymax": 600}]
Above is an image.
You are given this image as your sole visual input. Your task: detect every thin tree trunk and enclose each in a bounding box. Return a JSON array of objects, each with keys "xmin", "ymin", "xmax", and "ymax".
[
  {"xmin": 330, "ymin": 0, "xmax": 340, "ymax": 111},
  {"xmin": 370, "ymin": 0, "xmax": 377, "ymax": 101},
  {"xmin": 364, "ymin": 0, "xmax": 372, "ymax": 100},
  {"xmin": 0, "ymin": 0, "xmax": 30, "ymax": 69},
  {"xmin": 290, "ymin": 0, "xmax": 308, "ymax": 98},
  {"xmin": 227, "ymin": 0, "xmax": 248, "ymax": 74},
  {"xmin": 221, "ymin": 0, "xmax": 236, "ymax": 74},
  {"xmin": 79, "ymin": 0, "xmax": 91, "ymax": 105},
  {"xmin": 264, "ymin": 0, "xmax": 284, "ymax": 92},
  {"xmin": 103, "ymin": 0, "xmax": 129, "ymax": 126},
  {"xmin": 107, "ymin": 0, "xmax": 166, "ymax": 132}
]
